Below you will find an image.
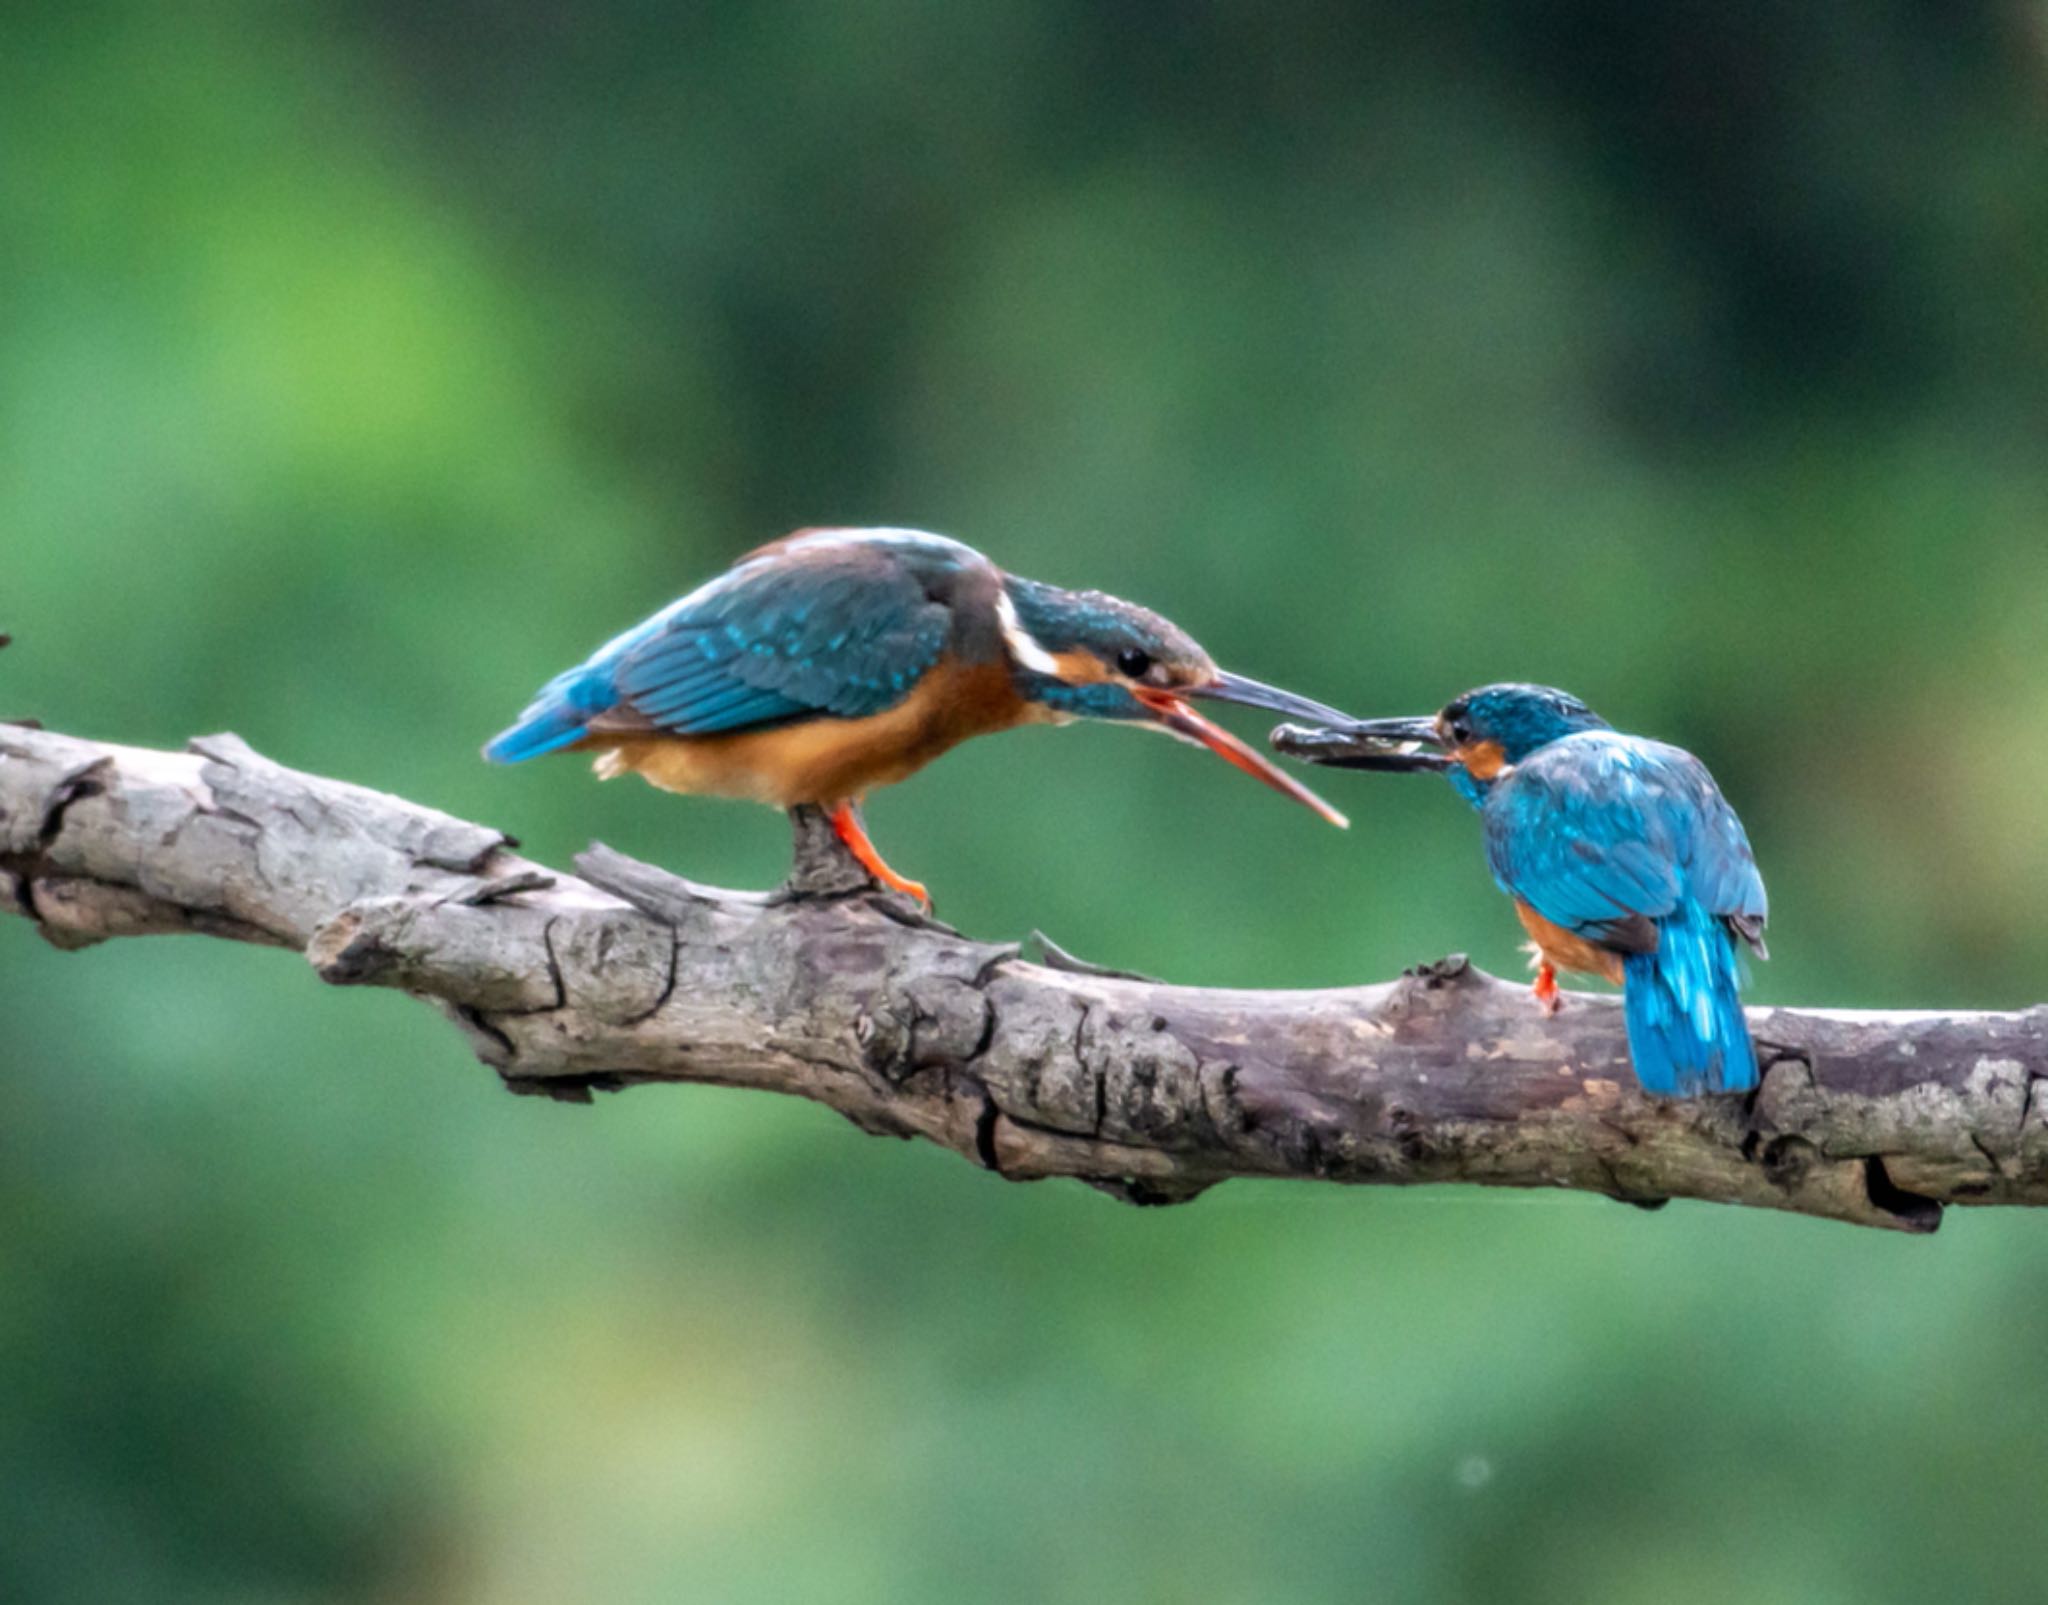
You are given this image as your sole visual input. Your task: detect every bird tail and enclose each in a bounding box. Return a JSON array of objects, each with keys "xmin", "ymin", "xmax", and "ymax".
[
  {"xmin": 1621, "ymin": 901, "xmax": 1758, "ymax": 1096},
  {"xmin": 482, "ymin": 663, "xmax": 617, "ymax": 763}
]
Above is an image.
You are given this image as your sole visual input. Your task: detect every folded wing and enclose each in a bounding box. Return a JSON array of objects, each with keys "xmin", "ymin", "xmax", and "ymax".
[
  {"xmin": 485, "ymin": 538, "xmax": 957, "ymax": 761},
  {"xmin": 1483, "ymin": 733, "xmax": 1766, "ymax": 948}
]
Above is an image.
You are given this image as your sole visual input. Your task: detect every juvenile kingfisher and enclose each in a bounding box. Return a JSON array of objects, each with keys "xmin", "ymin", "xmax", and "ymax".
[
  {"xmin": 485, "ymin": 527, "xmax": 1351, "ymax": 904},
  {"xmin": 1274, "ymin": 684, "xmax": 1768, "ymax": 1096}
]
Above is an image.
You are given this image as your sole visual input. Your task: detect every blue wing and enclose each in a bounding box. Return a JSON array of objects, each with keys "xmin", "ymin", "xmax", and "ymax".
[
  {"xmin": 1483, "ymin": 732, "xmax": 1766, "ymax": 942},
  {"xmin": 1487, "ymin": 731, "xmax": 1767, "ymax": 1096},
  {"xmin": 1683, "ymin": 767, "xmax": 1771, "ymax": 935},
  {"xmin": 484, "ymin": 532, "xmax": 967, "ymax": 762}
]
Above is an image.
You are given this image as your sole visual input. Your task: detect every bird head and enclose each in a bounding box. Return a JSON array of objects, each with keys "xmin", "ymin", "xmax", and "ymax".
[
  {"xmin": 1271, "ymin": 682, "xmax": 1611, "ymax": 797},
  {"xmin": 1001, "ymin": 577, "xmax": 1352, "ymax": 827}
]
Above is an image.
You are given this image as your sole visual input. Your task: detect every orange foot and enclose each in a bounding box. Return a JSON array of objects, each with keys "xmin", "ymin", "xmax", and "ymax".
[
  {"xmin": 1532, "ymin": 961, "xmax": 1562, "ymax": 1017},
  {"xmin": 828, "ymin": 801, "xmax": 931, "ymax": 910}
]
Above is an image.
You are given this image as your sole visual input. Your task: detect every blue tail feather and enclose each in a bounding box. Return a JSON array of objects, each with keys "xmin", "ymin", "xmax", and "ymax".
[
  {"xmin": 1621, "ymin": 902, "xmax": 1757, "ymax": 1096},
  {"xmin": 482, "ymin": 663, "xmax": 619, "ymax": 763}
]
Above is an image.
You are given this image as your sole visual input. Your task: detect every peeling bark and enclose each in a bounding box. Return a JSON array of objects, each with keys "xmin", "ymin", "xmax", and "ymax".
[{"xmin": 3, "ymin": 723, "xmax": 2044, "ymax": 1233}]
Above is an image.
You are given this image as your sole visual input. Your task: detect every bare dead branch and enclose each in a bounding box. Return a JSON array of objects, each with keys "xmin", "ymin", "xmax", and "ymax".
[{"xmin": 3, "ymin": 723, "xmax": 2043, "ymax": 1232}]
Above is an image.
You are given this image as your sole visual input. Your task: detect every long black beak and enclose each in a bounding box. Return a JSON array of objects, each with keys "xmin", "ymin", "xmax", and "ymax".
[
  {"xmin": 1184, "ymin": 670, "xmax": 1358, "ymax": 728},
  {"xmin": 1269, "ymin": 715, "xmax": 1452, "ymax": 773}
]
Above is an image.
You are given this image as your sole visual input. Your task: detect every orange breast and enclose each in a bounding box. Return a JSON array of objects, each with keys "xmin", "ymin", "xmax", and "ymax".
[
  {"xmin": 584, "ymin": 655, "xmax": 1040, "ymax": 808},
  {"xmin": 1513, "ymin": 900, "xmax": 1626, "ymax": 984}
]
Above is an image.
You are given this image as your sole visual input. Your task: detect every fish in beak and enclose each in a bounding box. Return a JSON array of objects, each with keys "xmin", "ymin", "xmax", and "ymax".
[
  {"xmin": 1133, "ymin": 672, "xmax": 1353, "ymax": 827},
  {"xmin": 1268, "ymin": 715, "xmax": 1454, "ymax": 774}
]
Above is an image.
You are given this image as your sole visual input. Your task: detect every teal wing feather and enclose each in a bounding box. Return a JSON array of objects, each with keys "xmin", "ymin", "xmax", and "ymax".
[
  {"xmin": 1482, "ymin": 733, "xmax": 1765, "ymax": 940},
  {"xmin": 485, "ymin": 536, "xmax": 960, "ymax": 760},
  {"xmin": 613, "ymin": 545, "xmax": 955, "ymax": 731}
]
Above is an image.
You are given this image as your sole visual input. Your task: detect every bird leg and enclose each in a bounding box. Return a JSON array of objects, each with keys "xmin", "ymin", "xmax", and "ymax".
[
  {"xmin": 827, "ymin": 801, "xmax": 931, "ymax": 910},
  {"xmin": 1532, "ymin": 960, "xmax": 1562, "ymax": 1017}
]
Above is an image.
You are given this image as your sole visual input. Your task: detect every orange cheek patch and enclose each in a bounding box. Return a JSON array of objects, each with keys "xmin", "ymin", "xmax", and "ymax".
[
  {"xmin": 1455, "ymin": 739, "xmax": 1509, "ymax": 780},
  {"xmin": 1049, "ymin": 649, "xmax": 1111, "ymax": 684}
]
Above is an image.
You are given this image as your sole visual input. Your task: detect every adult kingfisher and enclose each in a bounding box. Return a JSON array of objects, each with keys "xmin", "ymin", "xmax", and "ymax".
[
  {"xmin": 1273, "ymin": 684, "xmax": 1768, "ymax": 1096},
  {"xmin": 485, "ymin": 527, "xmax": 1352, "ymax": 905}
]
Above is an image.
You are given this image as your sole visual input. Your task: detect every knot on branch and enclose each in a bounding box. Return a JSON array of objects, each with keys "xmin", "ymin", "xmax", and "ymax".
[
  {"xmin": 781, "ymin": 804, "xmax": 879, "ymax": 900},
  {"xmin": 1403, "ymin": 952, "xmax": 1473, "ymax": 989}
]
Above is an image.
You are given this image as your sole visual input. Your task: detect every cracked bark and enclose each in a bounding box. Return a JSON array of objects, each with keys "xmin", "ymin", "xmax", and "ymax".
[{"xmin": 4, "ymin": 723, "xmax": 2046, "ymax": 1233}]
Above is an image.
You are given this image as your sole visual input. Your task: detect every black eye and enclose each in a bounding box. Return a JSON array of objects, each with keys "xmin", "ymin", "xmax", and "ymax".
[
  {"xmin": 1116, "ymin": 648, "xmax": 1154, "ymax": 678},
  {"xmin": 1447, "ymin": 714, "xmax": 1473, "ymax": 742}
]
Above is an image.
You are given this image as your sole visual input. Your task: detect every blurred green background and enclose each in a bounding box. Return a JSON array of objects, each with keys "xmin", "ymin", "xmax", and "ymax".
[{"xmin": 6, "ymin": 3, "xmax": 2048, "ymax": 1601}]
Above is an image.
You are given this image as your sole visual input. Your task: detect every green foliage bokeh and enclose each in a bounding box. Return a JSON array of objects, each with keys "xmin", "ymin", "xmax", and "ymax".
[{"xmin": 4, "ymin": 5, "xmax": 2047, "ymax": 1601}]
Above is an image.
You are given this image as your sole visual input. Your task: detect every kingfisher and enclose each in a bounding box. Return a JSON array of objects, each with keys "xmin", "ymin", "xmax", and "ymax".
[
  {"xmin": 1273, "ymin": 684, "xmax": 1768, "ymax": 1096},
  {"xmin": 484, "ymin": 527, "xmax": 1352, "ymax": 905}
]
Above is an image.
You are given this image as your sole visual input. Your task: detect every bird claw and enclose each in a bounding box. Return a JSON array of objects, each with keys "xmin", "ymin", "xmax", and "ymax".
[
  {"xmin": 824, "ymin": 802, "xmax": 933, "ymax": 912},
  {"xmin": 879, "ymin": 870, "xmax": 932, "ymax": 910}
]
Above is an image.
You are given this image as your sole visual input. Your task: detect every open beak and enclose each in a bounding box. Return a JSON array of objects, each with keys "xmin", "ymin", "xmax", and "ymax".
[
  {"xmin": 1134, "ymin": 678, "xmax": 1351, "ymax": 827},
  {"xmin": 1268, "ymin": 714, "xmax": 1452, "ymax": 774}
]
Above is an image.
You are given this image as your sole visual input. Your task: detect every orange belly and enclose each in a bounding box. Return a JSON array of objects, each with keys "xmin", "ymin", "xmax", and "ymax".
[
  {"xmin": 1514, "ymin": 900, "xmax": 1626, "ymax": 985},
  {"xmin": 584, "ymin": 655, "xmax": 1042, "ymax": 808}
]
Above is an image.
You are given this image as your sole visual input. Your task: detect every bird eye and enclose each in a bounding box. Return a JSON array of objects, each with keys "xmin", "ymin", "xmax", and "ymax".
[
  {"xmin": 1447, "ymin": 716, "xmax": 1472, "ymax": 743},
  {"xmin": 1115, "ymin": 648, "xmax": 1154, "ymax": 679}
]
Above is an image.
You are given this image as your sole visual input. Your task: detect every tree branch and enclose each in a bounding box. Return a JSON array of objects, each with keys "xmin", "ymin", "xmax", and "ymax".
[{"xmin": 4, "ymin": 722, "xmax": 2043, "ymax": 1233}]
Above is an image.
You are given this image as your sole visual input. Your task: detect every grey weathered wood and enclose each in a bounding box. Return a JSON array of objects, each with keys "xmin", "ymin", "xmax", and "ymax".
[{"xmin": 3, "ymin": 722, "xmax": 2043, "ymax": 1232}]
